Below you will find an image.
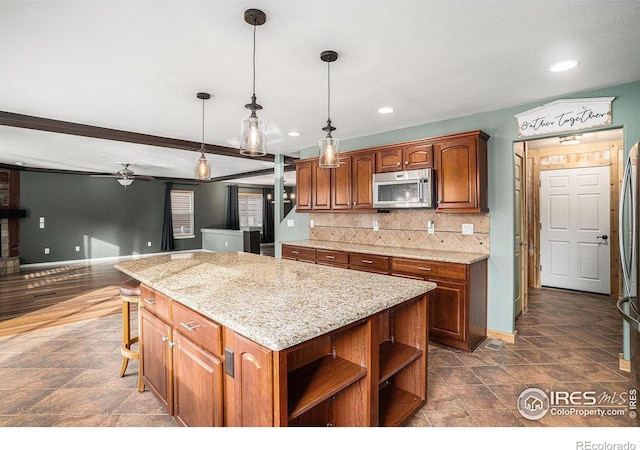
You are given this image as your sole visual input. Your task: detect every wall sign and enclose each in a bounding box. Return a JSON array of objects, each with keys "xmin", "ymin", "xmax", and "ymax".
[{"xmin": 514, "ymin": 97, "xmax": 615, "ymax": 138}]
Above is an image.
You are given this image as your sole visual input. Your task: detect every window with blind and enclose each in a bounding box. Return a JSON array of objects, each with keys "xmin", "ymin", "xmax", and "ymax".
[
  {"xmin": 238, "ymin": 193, "xmax": 263, "ymax": 228},
  {"xmin": 170, "ymin": 190, "xmax": 194, "ymax": 238}
]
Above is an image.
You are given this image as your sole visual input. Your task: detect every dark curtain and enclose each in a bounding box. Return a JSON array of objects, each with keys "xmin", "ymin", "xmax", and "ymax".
[
  {"xmin": 262, "ymin": 187, "xmax": 274, "ymax": 243},
  {"xmin": 226, "ymin": 184, "xmax": 240, "ymax": 230},
  {"xmin": 161, "ymin": 182, "xmax": 174, "ymax": 251}
]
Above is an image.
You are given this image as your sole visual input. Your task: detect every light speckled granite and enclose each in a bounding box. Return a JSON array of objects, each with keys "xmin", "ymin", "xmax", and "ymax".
[
  {"xmin": 281, "ymin": 239, "xmax": 489, "ymax": 264},
  {"xmin": 115, "ymin": 252, "xmax": 434, "ymax": 351}
]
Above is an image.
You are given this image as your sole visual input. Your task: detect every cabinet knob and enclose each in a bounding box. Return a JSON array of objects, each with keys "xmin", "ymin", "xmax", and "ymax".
[
  {"xmin": 161, "ymin": 336, "xmax": 169, "ymax": 343},
  {"xmin": 396, "ymin": 162, "xmax": 401, "ymax": 166},
  {"xmin": 405, "ymin": 161, "xmax": 408, "ymax": 165}
]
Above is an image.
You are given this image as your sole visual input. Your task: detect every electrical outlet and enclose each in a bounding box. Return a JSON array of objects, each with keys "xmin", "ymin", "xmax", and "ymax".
[
  {"xmin": 44, "ymin": 247, "xmax": 50, "ymax": 254},
  {"xmin": 225, "ymin": 241, "xmax": 228, "ymax": 247},
  {"xmin": 427, "ymin": 221, "xmax": 435, "ymax": 234},
  {"xmin": 309, "ymin": 220, "xmax": 314, "ymax": 228},
  {"xmin": 462, "ymin": 224, "xmax": 474, "ymax": 235},
  {"xmin": 75, "ymin": 246, "xmax": 80, "ymax": 252},
  {"xmin": 287, "ymin": 219, "xmax": 294, "ymax": 227},
  {"xmin": 147, "ymin": 241, "xmax": 152, "ymax": 247},
  {"xmin": 373, "ymin": 220, "xmax": 379, "ymax": 231},
  {"xmin": 39, "ymin": 217, "xmax": 45, "ymax": 229}
]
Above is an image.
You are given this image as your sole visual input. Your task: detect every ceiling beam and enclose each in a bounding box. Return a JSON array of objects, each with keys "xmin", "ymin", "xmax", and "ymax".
[
  {"xmin": 0, "ymin": 111, "xmax": 298, "ymax": 165},
  {"xmin": 207, "ymin": 166, "xmax": 296, "ymax": 183}
]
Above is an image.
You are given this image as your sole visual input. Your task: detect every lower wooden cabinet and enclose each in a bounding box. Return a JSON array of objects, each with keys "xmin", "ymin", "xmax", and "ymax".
[
  {"xmin": 172, "ymin": 331, "xmax": 224, "ymax": 427},
  {"xmin": 140, "ymin": 284, "xmax": 225, "ymax": 426},
  {"xmin": 281, "ymin": 244, "xmax": 488, "ymax": 351}
]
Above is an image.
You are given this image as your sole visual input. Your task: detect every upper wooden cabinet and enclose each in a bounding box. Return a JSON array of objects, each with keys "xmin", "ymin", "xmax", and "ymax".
[
  {"xmin": 294, "ymin": 130, "xmax": 488, "ymax": 214},
  {"xmin": 433, "ymin": 131, "xmax": 489, "ymax": 213},
  {"xmin": 296, "ymin": 153, "xmax": 376, "ymax": 213},
  {"xmin": 376, "ymin": 143, "xmax": 434, "ymax": 173}
]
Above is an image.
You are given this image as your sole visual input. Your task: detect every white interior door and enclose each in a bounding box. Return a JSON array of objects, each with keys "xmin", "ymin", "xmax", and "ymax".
[{"xmin": 540, "ymin": 166, "xmax": 610, "ymax": 294}]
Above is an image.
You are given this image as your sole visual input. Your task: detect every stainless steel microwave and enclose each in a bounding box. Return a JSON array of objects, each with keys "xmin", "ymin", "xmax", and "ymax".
[{"xmin": 373, "ymin": 168, "xmax": 434, "ymax": 209}]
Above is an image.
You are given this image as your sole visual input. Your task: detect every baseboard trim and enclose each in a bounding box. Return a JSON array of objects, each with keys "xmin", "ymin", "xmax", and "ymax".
[
  {"xmin": 487, "ymin": 329, "xmax": 518, "ymax": 345},
  {"xmin": 618, "ymin": 353, "xmax": 631, "ymax": 372}
]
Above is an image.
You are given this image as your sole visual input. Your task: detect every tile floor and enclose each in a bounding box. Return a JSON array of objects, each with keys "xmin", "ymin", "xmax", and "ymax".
[{"xmin": 0, "ymin": 287, "xmax": 637, "ymax": 428}]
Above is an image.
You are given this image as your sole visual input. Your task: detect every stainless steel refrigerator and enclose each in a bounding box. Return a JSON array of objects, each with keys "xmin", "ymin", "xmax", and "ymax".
[{"xmin": 618, "ymin": 141, "xmax": 638, "ymax": 389}]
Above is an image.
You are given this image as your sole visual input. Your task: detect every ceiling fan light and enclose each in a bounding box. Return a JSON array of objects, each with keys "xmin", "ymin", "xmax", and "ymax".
[{"xmin": 117, "ymin": 178, "xmax": 134, "ymax": 186}]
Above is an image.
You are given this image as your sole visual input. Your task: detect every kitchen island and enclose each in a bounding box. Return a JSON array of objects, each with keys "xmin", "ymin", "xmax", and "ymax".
[{"xmin": 115, "ymin": 251, "xmax": 435, "ymax": 427}]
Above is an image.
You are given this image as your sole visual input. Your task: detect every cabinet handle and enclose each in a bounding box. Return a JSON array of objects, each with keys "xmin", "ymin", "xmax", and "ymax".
[
  {"xmin": 161, "ymin": 336, "xmax": 169, "ymax": 343},
  {"xmin": 291, "ymin": 250, "xmax": 300, "ymax": 254},
  {"xmin": 180, "ymin": 321, "xmax": 202, "ymax": 332},
  {"xmin": 362, "ymin": 259, "xmax": 373, "ymax": 264},
  {"xmin": 325, "ymin": 255, "xmax": 336, "ymax": 259},
  {"xmin": 418, "ymin": 267, "xmax": 432, "ymax": 271},
  {"xmin": 144, "ymin": 298, "xmax": 157, "ymax": 305}
]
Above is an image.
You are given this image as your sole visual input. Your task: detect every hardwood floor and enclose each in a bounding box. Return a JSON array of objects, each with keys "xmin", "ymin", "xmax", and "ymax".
[{"xmin": 0, "ymin": 262, "xmax": 131, "ymax": 337}]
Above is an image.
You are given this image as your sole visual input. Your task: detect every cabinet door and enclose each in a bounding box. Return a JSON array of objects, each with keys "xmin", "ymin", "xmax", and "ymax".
[
  {"xmin": 331, "ymin": 156, "xmax": 352, "ymax": 210},
  {"xmin": 351, "ymin": 152, "xmax": 375, "ymax": 210},
  {"xmin": 229, "ymin": 332, "xmax": 274, "ymax": 426},
  {"xmin": 428, "ymin": 279, "xmax": 467, "ymax": 343},
  {"xmin": 173, "ymin": 331, "xmax": 224, "ymax": 427},
  {"xmin": 295, "ymin": 160, "xmax": 312, "ymax": 211},
  {"xmin": 404, "ymin": 144, "xmax": 433, "ymax": 170},
  {"xmin": 312, "ymin": 160, "xmax": 331, "ymax": 210},
  {"xmin": 434, "ymin": 137, "xmax": 479, "ymax": 212},
  {"xmin": 140, "ymin": 308, "xmax": 173, "ymax": 413},
  {"xmin": 376, "ymin": 147, "xmax": 403, "ymax": 173}
]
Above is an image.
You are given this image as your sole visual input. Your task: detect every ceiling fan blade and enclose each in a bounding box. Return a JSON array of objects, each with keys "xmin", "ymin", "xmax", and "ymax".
[
  {"xmin": 90, "ymin": 174, "xmax": 116, "ymax": 178},
  {"xmin": 134, "ymin": 175, "xmax": 155, "ymax": 181}
]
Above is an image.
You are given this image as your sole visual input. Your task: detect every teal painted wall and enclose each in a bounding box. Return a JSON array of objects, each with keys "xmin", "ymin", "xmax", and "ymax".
[{"xmin": 289, "ymin": 80, "xmax": 640, "ymax": 335}]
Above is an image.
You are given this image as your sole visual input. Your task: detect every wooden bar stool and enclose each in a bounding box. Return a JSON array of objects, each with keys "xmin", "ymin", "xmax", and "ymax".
[{"xmin": 119, "ymin": 279, "xmax": 144, "ymax": 392}]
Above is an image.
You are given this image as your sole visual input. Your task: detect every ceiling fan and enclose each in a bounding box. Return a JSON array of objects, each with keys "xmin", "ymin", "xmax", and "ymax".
[{"xmin": 91, "ymin": 163, "xmax": 155, "ymax": 187}]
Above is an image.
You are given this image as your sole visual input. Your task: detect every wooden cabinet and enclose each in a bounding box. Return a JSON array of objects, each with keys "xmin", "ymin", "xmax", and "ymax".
[
  {"xmin": 391, "ymin": 257, "xmax": 487, "ymax": 351},
  {"xmin": 281, "ymin": 244, "xmax": 488, "ymax": 352},
  {"xmin": 140, "ymin": 307, "xmax": 173, "ymax": 412},
  {"xmin": 139, "ymin": 284, "xmax": 225, "ymax": 426},
  {"xmin": 294, "ymin": 159, "xmax": 331, "ymax": 211},
  {"xmin": 282, "ymin": 244, "xmax": 316, "ymax": 262},
  {"xmin": 296, "ymin": 153, "xmax": 376, "ymax": 212},
  {"xmin": 433, "ymin": 131, "xmax": 489, "ymax": 213},
  {"xmin": 376, "ymin": 143, "xmax": 434, "ymax": 173}
]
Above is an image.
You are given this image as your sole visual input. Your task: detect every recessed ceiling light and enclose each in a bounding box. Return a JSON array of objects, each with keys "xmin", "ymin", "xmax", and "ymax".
[
  {"xmin": 377, "ymin": 107, "xmax": 395, "ymax": 114},
  {"xmin": 549, "ymin": 60, "xmax": 580, "ymax": 72},
  {"xmin": 287, "ymin": 131, "xmax": 300, "ymax": 137},
  {"xmin": 14, "ymin": 161, "xmax": 25, "ymax": 166}
]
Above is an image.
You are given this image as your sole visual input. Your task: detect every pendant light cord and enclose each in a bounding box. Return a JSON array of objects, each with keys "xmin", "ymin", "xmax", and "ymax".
[
  {"xmin": 201, "ymin": 98, "xmax": 205, "ymax": 154},
  {"xmin": 327, "ymin": 60, "xmax": 331, "ymax": 120},
  {"xmin": 252, "ymin": 24, "xmax": 257, "ymax": 97}
]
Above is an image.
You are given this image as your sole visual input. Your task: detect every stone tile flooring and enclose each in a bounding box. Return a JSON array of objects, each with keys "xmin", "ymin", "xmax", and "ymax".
[{"xmin": 0, "ymin": 287, "xmax": 637, "ymax": 433}]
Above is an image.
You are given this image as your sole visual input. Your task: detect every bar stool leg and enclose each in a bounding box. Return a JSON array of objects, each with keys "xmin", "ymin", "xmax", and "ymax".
[{"xmin": 119, "ymin": 299, "xmax": 131, "ymax": 377}]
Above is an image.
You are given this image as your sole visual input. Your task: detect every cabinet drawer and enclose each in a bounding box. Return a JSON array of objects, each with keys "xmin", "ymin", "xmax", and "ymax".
[
  {"xmin": 140, "ymin": 284, "xmax": 171, "ymax": 322},
  {"xmin": 173, "ymin": 301, "xmax": 222, "ymax": 356},
  {"xmin": 282, "ymin": 245, "xmax": 316, "ymax": 262},
  {"xmin": 316, "ymin": 249, "xmax": 349, "ymax": 266},
  {"xmin": 349, "ymin": 253, "xmax": 390, "ymax": 274},
  {"xmin": 391, "ymin": 258, "xmax": 467, "ymax": 281}
]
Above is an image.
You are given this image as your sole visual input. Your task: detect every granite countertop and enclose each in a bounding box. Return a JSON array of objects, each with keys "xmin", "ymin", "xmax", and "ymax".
[
  {"xmin": 281, "ymin": 239, "xmax": 489, "ymax": 264},
  {"xmin": 115, "ymin": 252, "xmax": 435, "ymax": 352}
]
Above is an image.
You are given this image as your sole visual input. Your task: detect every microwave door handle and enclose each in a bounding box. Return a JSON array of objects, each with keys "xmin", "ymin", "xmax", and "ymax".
[{"xmin": 418, "ymin": 180, "xmax": 424, "ymax": 202}]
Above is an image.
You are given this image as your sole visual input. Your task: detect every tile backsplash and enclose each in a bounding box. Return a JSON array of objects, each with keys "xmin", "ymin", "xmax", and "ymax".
[{"xmin": 309, "ymin": 210, "xmax": 489, "ymax": 254}]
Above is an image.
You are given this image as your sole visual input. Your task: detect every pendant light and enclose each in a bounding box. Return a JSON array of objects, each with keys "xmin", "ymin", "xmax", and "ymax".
[
  {"xmin": 240, "ymin": 8, "xmax": 267, "ymax": 157},
  {"xmin": 318, "ymin": 50, "xmax": 340, "ymax": 168},
  {"xmin": 195, "ymin": 92, "xmax": 211, "ymax": 180}
]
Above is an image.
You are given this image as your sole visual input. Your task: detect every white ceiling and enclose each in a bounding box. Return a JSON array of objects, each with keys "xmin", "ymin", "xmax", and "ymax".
[{"xmin": 1, "ymin": 1, "xmax": 640, "ymax": 185}]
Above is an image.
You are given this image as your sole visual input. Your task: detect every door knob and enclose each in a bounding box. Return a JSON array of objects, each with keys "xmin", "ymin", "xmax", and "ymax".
[{"xmin": 596, "ymin": 235, "xmax": 608, "ymax": 240}]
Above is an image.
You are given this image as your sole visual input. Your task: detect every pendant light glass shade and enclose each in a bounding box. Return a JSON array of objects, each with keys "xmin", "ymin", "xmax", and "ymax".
[
  {"xmin": 195, "ymin": 92, "xmax": 212, "ymax": 181},
  {"xmin": 240, "ymin": 112, "xmax": 266, "ymax": 156},
  {"xmin": 240, "ymin": 9, "xmax": 267, "ymax": 157},
  {"xmin": 318, "ymin": 50, "xmax": 340, "ymax": 168}
]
